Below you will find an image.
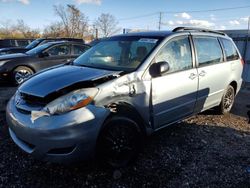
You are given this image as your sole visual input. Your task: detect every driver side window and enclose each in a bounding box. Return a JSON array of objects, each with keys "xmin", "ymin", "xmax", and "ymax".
[
  {"xmin": 46, "ymin": 45, "xmax": 70, "ymax": 56},
  {"xmin": 155, "ymin": 36, "xmax": 193, "ymax": 74}
]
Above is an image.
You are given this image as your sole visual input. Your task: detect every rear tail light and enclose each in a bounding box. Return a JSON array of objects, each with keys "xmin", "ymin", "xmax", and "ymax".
[{"xmin": 241, "ymin": 59, "xmax": 245, "ymax": 66}]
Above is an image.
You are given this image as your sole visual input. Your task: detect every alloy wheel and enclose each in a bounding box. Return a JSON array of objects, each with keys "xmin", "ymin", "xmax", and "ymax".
[{"xmin": 15, "ymin": 69, "xmax": 33, "ymax": 84}]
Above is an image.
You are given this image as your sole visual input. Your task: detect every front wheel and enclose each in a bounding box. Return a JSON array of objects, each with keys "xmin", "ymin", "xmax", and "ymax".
[
  {"xmin": 12, "ymin": 66, "xmax": 34, "ymax": 85},
  {"xmin": 96, "ymin": 116, "xmax": 142, "ymax": 168},
  {"xmin": 216, "ymin": 85, "xmax": 235, "ymax": 114}
]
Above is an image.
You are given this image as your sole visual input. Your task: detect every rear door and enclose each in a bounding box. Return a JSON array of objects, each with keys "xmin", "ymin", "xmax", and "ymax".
[
  {"xmin": 192, "ymin": 35, "xmax": 230, "ymax": 112},
  {"xmin": 151, "ymin": 35, "xmax": 199, "ymax": 129}
]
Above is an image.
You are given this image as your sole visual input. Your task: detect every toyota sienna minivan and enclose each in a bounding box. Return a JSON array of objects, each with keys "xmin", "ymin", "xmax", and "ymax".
[{"xmin": 6, "ymin": 27, "xmax": 243, "ymax": 167}]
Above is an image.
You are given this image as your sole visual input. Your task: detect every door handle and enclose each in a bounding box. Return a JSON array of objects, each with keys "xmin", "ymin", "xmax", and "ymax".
[
  {"xmin": 189, "ymin": 73, "xmax": 197, "ymax": 80},
  {"xmin": 199, "ymin": 70, "xmax": 206, "ymax": 77}
]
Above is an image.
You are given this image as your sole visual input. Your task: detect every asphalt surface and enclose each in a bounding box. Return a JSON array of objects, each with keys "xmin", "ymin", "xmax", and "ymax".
[{"xmin": 0, "ymin": 85, "xmax": 250, "ymax": 188}]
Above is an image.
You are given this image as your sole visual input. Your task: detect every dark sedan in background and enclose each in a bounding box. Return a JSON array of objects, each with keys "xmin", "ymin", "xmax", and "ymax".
[
  {"xmin": 0, "ymin": 38, "xmax": 85, "ymax": 55},
  {"xmin": 0, "ymin": 41, "xmax": 90, "ymax": 84}
]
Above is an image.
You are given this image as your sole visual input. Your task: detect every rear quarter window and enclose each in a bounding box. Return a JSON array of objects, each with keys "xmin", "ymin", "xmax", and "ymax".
[
  {"xmin": 220, "ymin": 38, "xmax": 240, "ymax": 61},
  {"xmin": 193, "ymin": 36, "xmax": 223, "ymax": 66}
]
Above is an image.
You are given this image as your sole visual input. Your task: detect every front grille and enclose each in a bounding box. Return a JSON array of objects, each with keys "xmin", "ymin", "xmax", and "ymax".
[
  {"xmin": 16, "ymin": 107, "xmax": 31, "ymax": 114},
  {"xmin": 20, "ymin": 92, "xmax": 47, "ymax": 106},
  {"xmin": 47, "ymin": 146, "xmax": 75, "ymax": 155}
]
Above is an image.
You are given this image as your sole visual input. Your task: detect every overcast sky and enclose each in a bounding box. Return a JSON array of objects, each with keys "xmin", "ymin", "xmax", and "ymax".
[{"xmin": 0, "ymin": 0, "xmax": 250, "ymax": 32}]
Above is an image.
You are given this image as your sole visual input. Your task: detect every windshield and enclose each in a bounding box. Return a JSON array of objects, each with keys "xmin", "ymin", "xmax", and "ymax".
[
  {"xmin": 26, "ymin": 43, "xmax": 51, "ymax": 55},
  {"xmin": 73, "ymin": 36, "xmax": 162, "ymax": 71},
  {"xmin": 25, "ymin": 39, "xmax": 42, "ymax": 49}
]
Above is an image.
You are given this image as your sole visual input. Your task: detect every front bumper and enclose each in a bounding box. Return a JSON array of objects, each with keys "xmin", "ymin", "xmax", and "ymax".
[
  {"xmin": 6, "ymin": 97, "xmax": 110, "ymax": 163},
  {"xmin": 0, "ymin": 67, "xmax": 11, "ymax": 83}
]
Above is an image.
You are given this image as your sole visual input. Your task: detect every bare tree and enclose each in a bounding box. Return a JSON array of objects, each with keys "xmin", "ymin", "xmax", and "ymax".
[
  {"xmin": 0, "ymin": 20, "xmax": 15, "ymax": 38},
  {"xmin": 94, "ymin": 13, "xmax": 120, "ymax": 37},
  {"xmin": 15, "ymin": 19, "xmax": 40, "ymax": 38},
  {"xmin": 52, "ymin": 4, "xmax": 89, "ymax": 38},
  {"xmin": 0, "ymin": 19, "xmax": 40, "ymax": 38},
  {"xmin": 43, "ymin": 22, "xmax": 64, "ymax": 38}
]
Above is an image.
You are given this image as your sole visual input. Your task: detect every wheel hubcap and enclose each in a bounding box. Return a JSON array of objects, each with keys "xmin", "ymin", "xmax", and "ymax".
[
  {"xmin": 223, "ymin": 88, "xmax": 234, "ymax": 111},
  {"xmin": 15, "ymin": 69, "xmax": 33, "ymax": 84}
]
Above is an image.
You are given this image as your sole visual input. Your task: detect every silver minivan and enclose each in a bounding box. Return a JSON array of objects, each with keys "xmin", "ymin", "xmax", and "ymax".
[{"xmin": 6, "ymin": 27, "xmax": 243, "ymax": 167}]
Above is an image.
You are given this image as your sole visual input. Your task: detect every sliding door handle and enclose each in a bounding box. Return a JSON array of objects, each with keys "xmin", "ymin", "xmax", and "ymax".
[
  {"xmin": 199, "ymin": 70, "xmax": 206, "ymax": 77},
  {"xmin": 189, "ymin": 73, "xmax": 197, "ymax": 80}
]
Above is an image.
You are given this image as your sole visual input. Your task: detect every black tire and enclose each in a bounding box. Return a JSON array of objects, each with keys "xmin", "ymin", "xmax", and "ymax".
[
  {"xmin": 12, "ymin": 66, "xmax": 34, "ymax": 85},
  {"xmin": 97, "ymin": 116, "xmax": 142, "ymax": 168},
  {"xmin": 216, "ymin": 85, "xmax": 235, "ymax": 114}
]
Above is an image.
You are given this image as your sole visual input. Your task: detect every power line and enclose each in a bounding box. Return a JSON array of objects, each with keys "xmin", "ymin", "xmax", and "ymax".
[
  {"xmin": 164, "ymin": 5, "xmax": 250, "ymax": 13},
  {"xmin": 117, "ymin": 5, "xmax": 250, "ymax": 21},
  {"xmin": 118, "ymin": 12, "xmax": 158, "ymax": 21}
]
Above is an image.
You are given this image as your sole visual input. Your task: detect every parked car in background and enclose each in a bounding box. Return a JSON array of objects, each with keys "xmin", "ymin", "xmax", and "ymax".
[
  {"xmin": 0, "ymin": 38, "xmax": 33, "ymax": 49},
  {"xmin": 0, "ymin": 38, "xmax": 85, "ymax": 55},
  {"xmin": 0, "ymin": 41, "xmax": 90, "ymax": 84},
  {"xmin": 6, "ymin": 27, "xmax": 243, "ymax": 167}
]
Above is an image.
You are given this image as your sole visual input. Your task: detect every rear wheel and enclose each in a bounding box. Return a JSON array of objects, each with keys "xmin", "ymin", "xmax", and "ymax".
[
  {"xmin": 97, "ymin": 116, "xmax": 142, "ymax": 168},
  {"xmin": 216, "ymin": 85, "xmax": 235, "ymax": 114},
  {"xmin": 12, "ymin": 66, "xmax": 34, "ymax": 85}
]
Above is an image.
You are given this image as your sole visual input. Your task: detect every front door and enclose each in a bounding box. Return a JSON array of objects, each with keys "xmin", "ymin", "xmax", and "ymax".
[
  {"xmin": 151, "ymin": 35, "xmax": 199, "ymax": 129},
  {"xmin": 39, "ymin": 44, "xmax": 72, "ymax": 70}
]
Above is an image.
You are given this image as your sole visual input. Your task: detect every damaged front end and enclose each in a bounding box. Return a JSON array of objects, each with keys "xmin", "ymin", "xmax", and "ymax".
[
  {"xmin": 14, "ymin": 63, "xmax": 152, "ymax": 133},
  {"xmin": 7, "ymin": 65, "xmax": 152, "ymax": 162},
  {"xmin": 14, "ymin": 65, "xmax": 123, "ymax": 123}
]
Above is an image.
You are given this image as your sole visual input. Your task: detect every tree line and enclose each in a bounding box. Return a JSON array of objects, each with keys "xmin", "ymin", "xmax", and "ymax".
[{"xmin": 0, "ymin": 4, "xmax": 120, "ymax": 40}]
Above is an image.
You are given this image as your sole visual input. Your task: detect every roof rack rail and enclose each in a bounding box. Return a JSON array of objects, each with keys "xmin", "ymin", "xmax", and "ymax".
[{"xmin": 172, "ymin": 27, "xmax": 226, "ymax": 36}]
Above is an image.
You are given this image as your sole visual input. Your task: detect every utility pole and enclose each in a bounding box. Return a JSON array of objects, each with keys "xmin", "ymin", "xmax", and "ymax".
[
  {"xmin": 95, "ymin": 28, "xmax": 98, "ymax": 39},
  {"xmin": 158, "ymin": 12, "xmax": 162, "ymax": 31}
]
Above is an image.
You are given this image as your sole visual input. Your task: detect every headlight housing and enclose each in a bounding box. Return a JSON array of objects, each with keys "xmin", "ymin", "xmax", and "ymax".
[
  {"xmin": 0, "ymin": 60, "xmax": 8, "ymax": 66},
  {"xmin": 43, "ymin": 88, "xmax": 98, "ymax": 115}
]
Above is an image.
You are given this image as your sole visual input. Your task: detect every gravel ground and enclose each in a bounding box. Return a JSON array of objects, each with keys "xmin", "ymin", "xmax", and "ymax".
[
  {"xmin": 0, "ymin": 86, "xmax": 250, "ymax": 187},
  {"xmin": 0, "ymin": 112, "xmax": 250, "ymax": 187}
]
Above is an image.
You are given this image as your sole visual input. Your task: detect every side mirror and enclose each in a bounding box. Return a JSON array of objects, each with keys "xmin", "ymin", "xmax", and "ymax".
[
  {"xmin": 38, "ymin": 51, "xmax": 49, "ymax": 58},
  {"xmin": 149, "ymin": 61, "xmax": 170, "ymax": 77}
]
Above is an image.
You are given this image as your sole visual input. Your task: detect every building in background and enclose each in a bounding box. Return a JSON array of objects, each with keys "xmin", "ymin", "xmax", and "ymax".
[{"xmin": 223, "ymin": 30, "xmax": 250, "ymax": 82}]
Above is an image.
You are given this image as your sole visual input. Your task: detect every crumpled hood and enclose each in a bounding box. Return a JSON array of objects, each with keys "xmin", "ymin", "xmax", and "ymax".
[{"xmin": 19, "ymin": 65, "xmax": 121, "ymax": 98}]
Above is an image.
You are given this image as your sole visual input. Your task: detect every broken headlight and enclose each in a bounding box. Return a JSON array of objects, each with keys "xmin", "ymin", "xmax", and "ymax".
[{"xmin": 44, "ymin": 88, "xmax": 98, "ymax": 115}]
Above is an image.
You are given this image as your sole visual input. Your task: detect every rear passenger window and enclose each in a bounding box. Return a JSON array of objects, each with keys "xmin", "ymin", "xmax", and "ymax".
[
  {"xmin": 155, "ymin": 36, "xmax": 193, "ymax": 73},
  {"xmin": 193, "ymin": 36, "xmax": 223, "ymax": 66},
  {"xmin": 221, "ymin": 38, "xmax": 239, "ymax": 61}
]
